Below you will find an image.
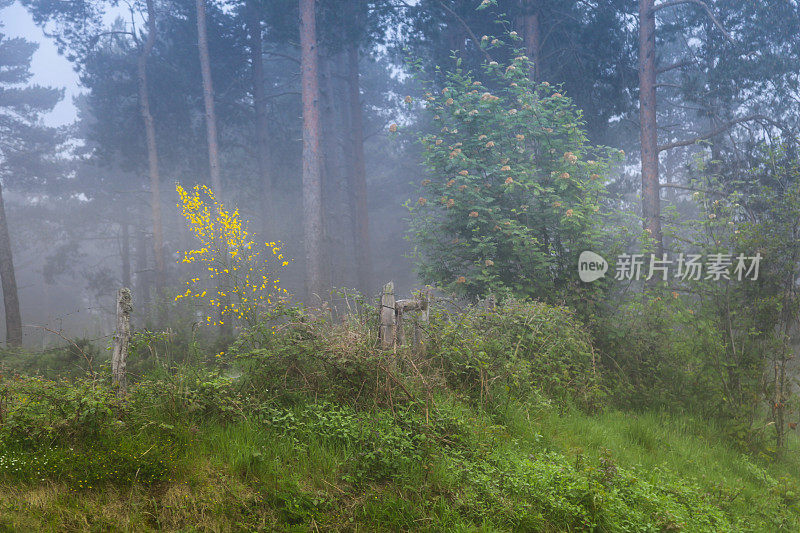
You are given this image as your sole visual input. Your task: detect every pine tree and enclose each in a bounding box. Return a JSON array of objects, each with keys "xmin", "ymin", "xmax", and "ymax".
[
  {"xmin": 300, "ymin": 0, "xmax": 326, "ymax": 300},
  {"xmin": 0, "ymin": 22, "xmax": 63, "ymax": 345}
]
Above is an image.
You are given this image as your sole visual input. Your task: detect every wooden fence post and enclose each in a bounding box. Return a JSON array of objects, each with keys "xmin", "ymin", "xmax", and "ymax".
[
  {"xmin": 396, "ymin": 304, "xmax": 406, "ymax": 346},
  {"xmin": 112, "ymin": 288, "xmax": 132, "ymax": 397},
  {"xmin": 413, "ymin": 287, "xmax": 432, "ymax": 349},
  {"xmin": 380, "ymin": 284, "xmax": 433, "ymax": 351},
  {"xmin": 379, "ymin": 282, "xmax": 396, "ymax": 349}
]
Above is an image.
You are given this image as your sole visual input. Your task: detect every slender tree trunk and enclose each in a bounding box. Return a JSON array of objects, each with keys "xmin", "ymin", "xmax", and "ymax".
[
  {"xmin": 319, "ymin": 54, "xmax": 340, "ymax": 286},
  {"xmin": 346, "ymin": 43, "xmax": 373, "ymax": 295},
  {"xmin": 0, "ymin": 183, "xmax": 21, "ymax": 347},
  {"xmin": 121, "ymin": 221, "xmax": 131, "ymax": 288},
  {"xmin": 245, "ymin": 0, "xmax": 274, "ymax": 233},
  {"xmin": 773, "ymin": 357, "xmax": 787, "ymax": 458},
  {"xmin": 197, "ymin": 0, "xmax": 230, "ymax": 334},
  {"xmin": 137, "ymin": 0, "xmax": 165, "ymax": 291},
  {"xmin": 521, "ymin": 0, "xmax": 541, "ymax": 82},
  {"xmin": 134, "ymin": 226, "xmax": 150, "ymax": 326},
  {"xmin": 196, "ymin": 0, "xmax": 223, "ymax": 195},
  {"xmin": 300, "ymin": 0, "xmax": 325, "ymax": 301},
  {"xmin": 639, "ymin": 0, "xmax": 662, "ymax": 254}
]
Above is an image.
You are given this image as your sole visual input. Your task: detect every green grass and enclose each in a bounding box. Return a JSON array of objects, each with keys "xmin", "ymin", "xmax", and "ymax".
[
  {"xmin": 1, "ymin": 297, "xmax": 799, "ymax": 531},
  {"xmin": 2, "ymin": 391, "xmax": 798, "ymax": 531},
  {"xmin": 497, "ymin": 402, "xmax": 800, "ymax": 531}
]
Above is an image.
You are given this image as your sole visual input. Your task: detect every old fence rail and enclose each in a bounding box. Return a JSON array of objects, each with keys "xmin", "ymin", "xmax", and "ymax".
[{"xmin": 378, "ymin": 282, "xmax": 431, "ymax": 350}]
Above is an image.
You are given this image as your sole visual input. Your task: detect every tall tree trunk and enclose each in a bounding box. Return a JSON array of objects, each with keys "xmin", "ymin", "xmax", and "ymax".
[
  {"xmin": 0, "ymin": 183, "xmax": 22, "ymax": 347},
  {"xmin": 197, "ymin": 0, "xmax": 230, "ymax": 334},
  {"xmin": 318, "ymin": 54, "xmax": 339, "ymax": 285},
  {"xmin": 345, "ymin": 43, "xmax": 373, "ymax": 295},
  {"xmin": 134, "ymin": 226, "xmax": 150, "ymax": 326},
  {"xmin": 121, "ymin": 221, "xmax": 131, "ymax": 288},
  {"xmin": 300, "ymin": 0, "xmax": 325, "ymax": 301},
  {"xmin": 137, "ymin": 0, "xmax": 165, "ymax": 291},
  {"xmin": 639, "ymin": 0, "xmax": 662, "ymax": 254},
  {"xmin": 521, "ymin": 0, "xmax": 541, "ymax": 82},
  {"xmin": 245, "ymin": 0, "xmax": 274, "ymax": 234},
  {"xmin": 196, "ymin": 0, "xmax": 223, "ymax": 195}
]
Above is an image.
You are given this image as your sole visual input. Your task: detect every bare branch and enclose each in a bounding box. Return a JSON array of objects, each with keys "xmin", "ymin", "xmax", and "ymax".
[
  {"xmin": 264, "ymin": 51, "xmax": 300, "ymax": 64},
  {"xmin": 652, "ymin": 0, "xmax": 734, "ymax": 44},
  {"xmin": 658, "ymin": 115, "xmax": 792, "ymax": 153},
  {"xmin": 657, "ymin": 60, "xmax": 694, "ymax": 74},
  {"xmin": 655, "ymin": 83, "xmax": 684, "ymax": 89},
  {"xmin": 23, "ymin": 324, "xmax": 96, "ymax": 379},
  {"xmin": 436, "ymin": 1, "xmax": 493, "ymax": 64},
  {"xmin": 659, "ymin": 183, "xmax": 725, "ymax": 196}
]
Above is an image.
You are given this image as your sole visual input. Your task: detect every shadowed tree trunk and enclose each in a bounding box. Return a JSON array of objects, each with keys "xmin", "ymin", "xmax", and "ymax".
[
  {"xmin": 134, "ymin": 226, "xmax": 150, "ymax": 326},
  {"xmin": 300, "ymin": 0, "xmax": 325, "ymax": 302},
  {"xmin": 196, "ymin": 0, "xmax": 223, "ymax": 195},
  {"xmin": 245, "ymin": 0, "xmax": 274, "ymax": 233},
  {"xmin": 639, "ymin": 0, "xmax": 662, "ymax": 254},
  {"xmin": 0, "ymin": 182, "xmax": 21, "ymax": 347},
  {"xmin": 319, "ymin": 53, "xmax": 343, "ymax": 287},
  {"xmin": 520, "ymin": 0, "xmax": 541, "ymax": 82},
  {"xmin": 137, "ymin": 0, "xmax": 165, "ymax": 291},
  {"xmin": 345, "ymin": 41, "xmax": 373, "ymax": 295}
]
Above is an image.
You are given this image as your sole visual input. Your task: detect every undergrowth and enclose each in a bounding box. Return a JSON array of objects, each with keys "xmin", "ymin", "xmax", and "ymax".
[{"xmin": 0, "ymin": 299, "xmax": 797, "ymax": 531}]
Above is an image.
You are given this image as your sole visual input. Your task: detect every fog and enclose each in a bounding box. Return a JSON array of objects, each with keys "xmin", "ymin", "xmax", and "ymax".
[{"xmin": 0, "ymin": 0, "xmax": 797, "ymax": 348}]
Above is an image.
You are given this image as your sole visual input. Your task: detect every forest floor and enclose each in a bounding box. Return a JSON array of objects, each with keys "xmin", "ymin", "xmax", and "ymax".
[
  {"xmin": 1, "ymin": 389, "xmax": 799, "ymax": 531},
  {"xmin": 1, "ymin": 301, "xmax": 799, "ymax": 531}
]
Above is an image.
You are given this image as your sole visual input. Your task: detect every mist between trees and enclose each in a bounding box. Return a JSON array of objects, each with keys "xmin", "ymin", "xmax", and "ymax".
[
  {"xmin": 3, "ymin": 2, "xmax": 800, "ymax": 529},
  {"xmin": 0, "ymin": 0, "xmax": 796, "ymax": 347}
]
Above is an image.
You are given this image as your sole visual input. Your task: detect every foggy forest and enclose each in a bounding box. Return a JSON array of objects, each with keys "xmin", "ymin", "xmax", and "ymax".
[{"xmin": 0, "ymin": 0, "xmax": 799, "ymax": 530}]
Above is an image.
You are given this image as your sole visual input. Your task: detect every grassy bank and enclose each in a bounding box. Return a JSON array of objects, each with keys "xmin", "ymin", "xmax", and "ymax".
[{"xmin": 0, "ymin": 300, "xmax": 798, "ymax": 531}]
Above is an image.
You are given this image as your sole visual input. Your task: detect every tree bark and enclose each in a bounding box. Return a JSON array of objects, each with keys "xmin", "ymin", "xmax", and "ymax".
[
  {"xmin": 0, "ymin": 182, "xmax": 22, "ymax": 347},
  {"xmin": 245, "ymin": 0, "xmax": 274, "ymax": 233},
  {"xmin": 521, "ymin": 0, "xmax": 541, "ymax": 82},
  {"xmin": 300, "ymin": 0, "xmax": 326, "ymax": 301},
  {"xmin": 137, "ymin": 0, "xmax": 165, "ymax": 290},
  {"xmin": 121, "ymin": 221, "xmax": 131, "ymax": 288},
  {"xmin": 346, "ymin": 43, "xmax": 373, "ymax": 294},
  {"xmin": 639, "ymin": 0, "xmax": 662, "ymax": 254},
  {"xmin": 196, "ymin": 0, "xmax": 223, "ymax": 196}
]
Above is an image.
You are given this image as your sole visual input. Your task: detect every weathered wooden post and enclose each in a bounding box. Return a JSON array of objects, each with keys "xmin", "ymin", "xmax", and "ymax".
[
  {"xmin": 379, "ymin": 282, "xmax": 396, "ymax": 349},
  {"xmin": 413, "ymin": 287, "xmax": 432, "ymax": 349},
  {"xmin": 112, "ymin": 288, "xmax": 132, "ymax": 397},
  {"xmin": 396, "ymin": 304, "xmax": 406, "ymax": 346}
]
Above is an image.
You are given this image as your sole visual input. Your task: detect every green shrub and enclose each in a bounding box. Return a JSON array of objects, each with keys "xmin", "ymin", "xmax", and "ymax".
[
  {"xmin": 409, "ymin": 51, "xmax": 622, "ymax": 306},
  {"xmin": 430, "ymin": 298, "xmax": 602, "ymax": 408},
  {"xmin": 0, "ymin": 376, "xmax": 114, "ymax": 446},
  {"xmin": 0, "ymin": 375, "xmax": 179, "ymax": 488}
]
